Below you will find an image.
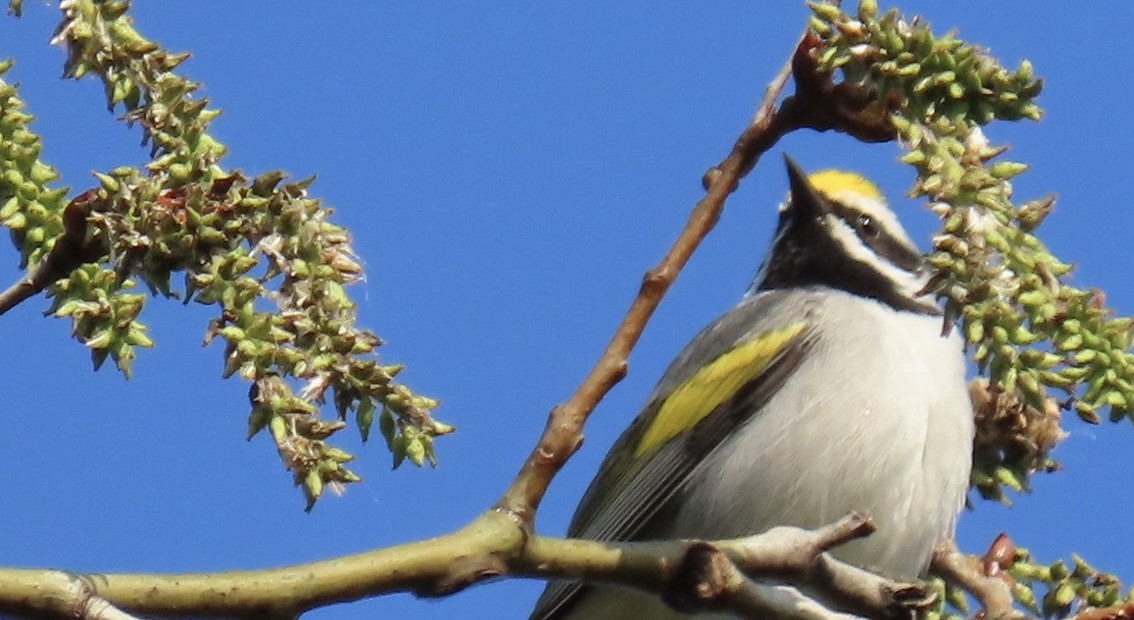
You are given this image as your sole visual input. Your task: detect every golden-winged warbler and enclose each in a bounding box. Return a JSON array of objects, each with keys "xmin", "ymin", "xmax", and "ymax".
[{"xmin": 530, "ymin": 154, "xmax": 974, "ymax": 619}]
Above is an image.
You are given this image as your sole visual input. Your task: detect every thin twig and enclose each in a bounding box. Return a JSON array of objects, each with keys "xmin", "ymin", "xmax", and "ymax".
[
  {"xmin": 493, "ymin": 30, "xmax": 812, "ymax": 529},
  {"xmin": 0, "ymin": 189, "xmax": 103, "ymax": 316},
  {"xmin": 668, "ymin": 542, "xmax": 863, "ymax": 620},
  {"xmin": 493, "ymin": 24, "xmax": 903, "ymax": 527},
  {"xmin": 518, "ymin": 513, "xmax": 930, "ymax": 620},
  {"xmin": 725, "ymin": 514, "xmax": 933, "ymax": 619}
]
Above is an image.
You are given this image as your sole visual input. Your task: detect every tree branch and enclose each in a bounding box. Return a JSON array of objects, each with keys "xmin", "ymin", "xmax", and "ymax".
[
  {"xmin": 0, "ymin": 512, "xmax": 923, "ymax": 619},
  {"xmin": 931, "ymin": 537, "xmax": 1024, "ymax": 620},
  {"xmin": 0, "ymin": 569, "xmax": 142, "ymax": 620},
  {"xmin": 0, "ymin": 189, "xmax": 104, "ymax": 316},
  {"xmin": 492, "ymin": 26, "xmax": 904, "ymax": 529},
  {"xmin": 488, "ymin": 35, "xmax": 763, "ymax": 529}
]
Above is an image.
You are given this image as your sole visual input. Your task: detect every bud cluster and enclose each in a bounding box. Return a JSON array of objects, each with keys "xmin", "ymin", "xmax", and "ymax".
[
  {"xmin": 1, "ymin": 0, "xmax": 449, "ymax": 508},
  {"xmin": 809, "ymin": 2, "xmax": 1131, "ymax": 615}
]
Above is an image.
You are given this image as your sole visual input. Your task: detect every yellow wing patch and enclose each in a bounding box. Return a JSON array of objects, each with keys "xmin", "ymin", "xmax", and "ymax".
[
  {"xmin": 809, "ymin": 169, "xmax": 883, "ymax": 202},
  {"xmin": 634, "ymin": 322, "xmax": 809, "ymax": 457}
]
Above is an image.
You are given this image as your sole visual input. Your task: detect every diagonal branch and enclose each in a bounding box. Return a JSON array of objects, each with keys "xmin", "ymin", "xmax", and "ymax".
[
  {"xmin": 495, "ymin": 30, "xmax": 797, "ymax": 528},
  {"xmin": 494, "ymin": 28, "xmax": 901, "ymax": 529}
]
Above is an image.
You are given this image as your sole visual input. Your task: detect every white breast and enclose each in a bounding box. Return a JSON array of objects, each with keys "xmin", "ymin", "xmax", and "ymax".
[{"xmin": 675, "ymin": 288, "xmax": 974, "ymax": 579}]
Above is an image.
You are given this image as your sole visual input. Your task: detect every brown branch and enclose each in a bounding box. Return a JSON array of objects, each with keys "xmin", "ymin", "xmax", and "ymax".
[
  {"xmin": 1073, "ymin": 603, "xmax": 1134, "ymax": 620},
  {"xmin": 493, "ymin": 31, "xmax": 807, "ymax": 529},
  {"xmin": 931, "ymin": 537, "xmax": 1024, "ymax": 620},
  {"xmin": 0, "ymin": 189, "xmax": 104, "ymax": 316},
  {"xmin": 493, "ymin": 28, "xmax": 903, "ymax": 529}
]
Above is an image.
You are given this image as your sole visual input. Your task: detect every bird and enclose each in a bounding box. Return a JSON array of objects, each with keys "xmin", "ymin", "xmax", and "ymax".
[{"xmin": 529, "ymin": 154, "xmax": 975, "ymax": 619}]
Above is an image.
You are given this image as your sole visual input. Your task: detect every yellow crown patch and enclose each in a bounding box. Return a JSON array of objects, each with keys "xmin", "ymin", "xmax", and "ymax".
[{"xmin": 808, "ymin": 169, "xmax": 883, "ymax": 202}]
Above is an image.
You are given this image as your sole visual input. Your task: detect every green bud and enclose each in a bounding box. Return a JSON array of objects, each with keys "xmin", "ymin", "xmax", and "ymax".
[
  {"xmin": 897, "ymin": 62, "xmax": 921, "ymax": 77},
  {"xmin": 379, "ymin": 363, "xmax": 405, "ymax": 378},
  {"xmin": 269, "ymin": 415, "xmax": 288, "ymax": 443},
  {"xmin": 246, "ymin": 408, "xmax": 271, "ymax": 440},
  {"xmin": 385, "ymin": 393, "xmax": 405, "ymax": 409},
  {"xmin": 809, "ymin": 2, "xmax": 844, "ymax": 22},
  {"xmin": 405, "ymin": 436, "xmax": 426, "ymax": 467},
  {"xmin": 1075, "ymin": 403, "xmax": 1102, "ymax": 426},
  {"xmin": 1058, "ymin": 366, "xmax": 1090, "ymax": 382},
  {"xmin": 899, "ymin": 149, "xmax": 925, "ymax": 166},
  {"xmin": 29, "ymin": 163, "xmax": 59, "ymax": 185},
  {"xmin": 988, "ymin": 161, "xmax": 1028, "ymax": 179},
  {"xmin": 1012, "ymin": 582, "xmax": 1038, "ymax": 613},
  {"xmin": 1011, "ymin": 325, "xmax": 1041, "ymax": 345},
  {"xmin": 913, "ymin": 75, "xmax": 934, "ymax": 94},
  {"xmin": 0, "ymin": 210, "xmax": 24, "ymax": 229},
  {"xmin": 1051, "ymin": 583, "xmax": 1076, "ymax": 609},
  {"xmin": 303, "ymin": 470, "xmax": 324, "ymax": 511},
  {"xmin": 430, "ymin": 419, "xmax": 456, "ymax": 435},
  {"xmin": 168, "ymin": 163, "xmax": 193, "ymax": 182},
  {"xmin": 1054, "ymin": 333, "xmax": 1083, "ymax": 352},
  {"xmin": 0, "ymin": 197, "xmax": 19, "ymax": 220},
  {"xmin": 965, "ymin": 320, "xmax": 984, "ymax": 343},
  {"xmin": 391, "ymin": 433, "xmax": 407, "ymax": 470},
  {"xmin": 857, "ymin": 0, "xmax": 878, "ymax": 20},
  {"xmin": 885, "ymin": 28, "xmax": 903, "ymax": 55},
  {"xmin": 926, "ymin": 251, "xmax": 955, "ymax": 270},
  {"xmin": 379, "ymin": 406, "xmax": 397, "ymax": 449},
  {"xmin": 973, "ymin": 342, "xmax": 990, "ymax": 365},
  {"xmin": 24, "ymin": 226, "xmax": 45, "ymax": 244},
  {"xmin": 994, "ymin": 465, "xmax": 1026, "ymax": 492},
  {"xmin": 323, "ymin": 447, "xmax": 355, "ymax": 463},
  {"xmin": 945, "ymin": 582, "xmax": 968, "ymax": 611},
  {"xmin": 1016, "ymin": 59, "xmax": 1035, "ymax": 83},
  {"xmin": 1105, "ymin": 391, "xmax": 1128, "ymax": 409},
  {"xmin": 1001, "ymin": 367, "xmax": 1017, "ymax": 393},
  {"xmin": 125, "ymin": 326, "xmax": 154, "ymax": 348},
  {"xmin": 991, "ymin": 325, "xmax": 1009, "ymax": 345},
  {"xmin": 1017, "ymin": 371, "xmax": 1042, "ymax": 402},
  {"xmin": 356, "ymin": 398, "xmax": 375, "ymax": 442},
  {"xmin": 808, "ymin": 16, "xmax": 832, "ymax": 37},
  {"xmin": 85, "ymin": 330, "xmax": 113, "ymax": 350}
]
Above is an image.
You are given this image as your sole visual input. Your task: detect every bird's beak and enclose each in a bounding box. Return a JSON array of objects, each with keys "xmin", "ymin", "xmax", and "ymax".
[{"xmin": 783, "ymin": 153, "xmax": 830, "ymax": 221}]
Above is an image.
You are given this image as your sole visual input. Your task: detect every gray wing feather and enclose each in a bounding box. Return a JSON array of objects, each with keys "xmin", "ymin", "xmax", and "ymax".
[{"xmin": 530, "ymin": 290, "xmax": 821, "ymax": 620}]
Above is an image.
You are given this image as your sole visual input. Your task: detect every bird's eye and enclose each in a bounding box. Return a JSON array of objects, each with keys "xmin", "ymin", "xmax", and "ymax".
[{"xmin": 857, "ymin": 214, "xmax": 878, "ymax": 237}]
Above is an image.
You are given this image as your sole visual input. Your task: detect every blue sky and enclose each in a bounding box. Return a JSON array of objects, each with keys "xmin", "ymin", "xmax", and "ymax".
[{"xmin": 1, "ymin": 3, "xmax": 1132, "ymax": 619}]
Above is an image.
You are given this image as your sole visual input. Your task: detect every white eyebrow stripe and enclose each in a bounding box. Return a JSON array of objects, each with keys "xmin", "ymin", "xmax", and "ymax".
[
  {"xmin": 825, "ymin": 214, "xmax": 928, "ymax": 299},
  {"xmin": 823, "ymin": 188, "xmax": 918, "ymax": 250}
]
